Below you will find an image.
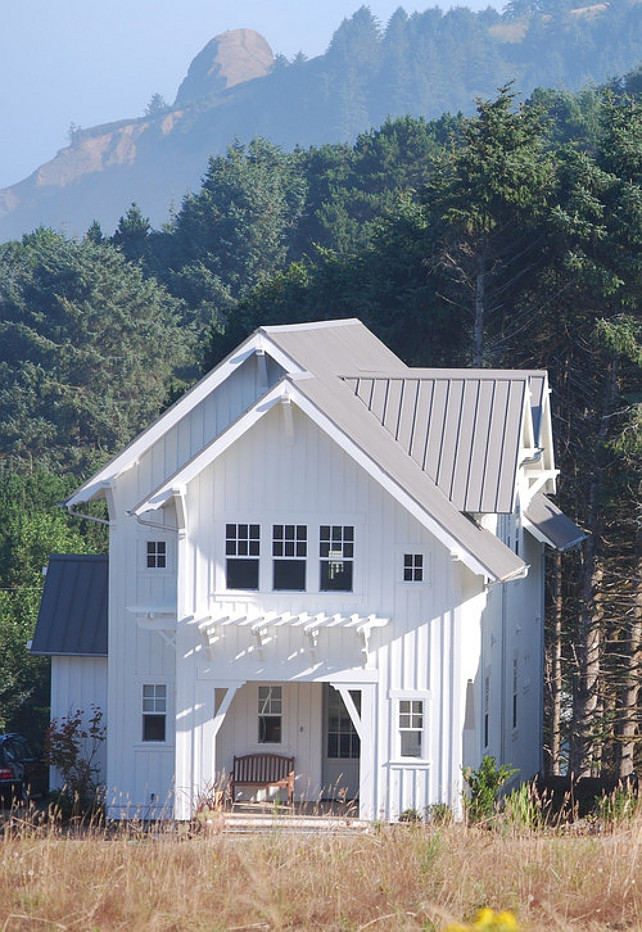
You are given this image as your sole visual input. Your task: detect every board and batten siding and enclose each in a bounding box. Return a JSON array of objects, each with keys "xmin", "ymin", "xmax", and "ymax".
[
  {"xmin": 49, "ymin": 656, "xmax": 108, "ymax": 791},
  {"xmin": 172, "ymin": 404, "xmax": 484, "ymax": 820}
]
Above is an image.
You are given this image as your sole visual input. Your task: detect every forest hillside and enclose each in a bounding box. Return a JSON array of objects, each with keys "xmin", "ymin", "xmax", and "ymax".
[{"xmin": 2, "ymin": 0, "xmax": 642, "ymax": 239}]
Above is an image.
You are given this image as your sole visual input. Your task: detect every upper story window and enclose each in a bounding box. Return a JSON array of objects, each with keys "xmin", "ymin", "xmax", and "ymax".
[
  {"xmin": 147, "ymin": 541, "xmax": 167, "ymax": 569},
  {"xmin": 273, "ymin": 524, "xmax": 307, "ymax": 590},
  {"xmin": 226, "ymin": 523, "xmax": 260, "ymax": 590},
  {"xmin": 319, "ymin": 525, "xmax": 354, "ymax": 592},
  {"xmin": 403, "ymin": 553, "xmax": 423, "ymax": 582}
]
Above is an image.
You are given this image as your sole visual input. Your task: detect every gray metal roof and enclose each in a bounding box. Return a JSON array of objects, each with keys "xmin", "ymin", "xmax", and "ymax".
[
  {"xmin": 524, "ymin": 493, "xmax": 586, "ymax": 552},
  {"xmin": 261, "ymin": 319, "xmax": 409, "ymax": 377},
  {"xmin": 31, "ymin": 554, "xmax": 108, "ymax": 657},
  {"xmin": 340, "ymin": 371, "xmax": 543, "ymax": 513}
]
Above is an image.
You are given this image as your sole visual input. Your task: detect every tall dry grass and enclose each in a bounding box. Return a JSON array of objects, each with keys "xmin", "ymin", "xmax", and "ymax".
[{"xmin": 1, "ymin": 807, "xmax": 642, "ymax": 930}]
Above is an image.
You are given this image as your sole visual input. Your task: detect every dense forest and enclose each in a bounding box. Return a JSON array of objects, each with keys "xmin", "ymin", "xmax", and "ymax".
[{"xmin": 1, "ymin": 73, "xmax": 640, "ymax": 781}]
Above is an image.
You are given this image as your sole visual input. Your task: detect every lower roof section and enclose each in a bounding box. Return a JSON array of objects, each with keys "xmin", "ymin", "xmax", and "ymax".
[
  {"xmin": 524, "ymin": 493, "xmax": 587, "ymax": 552},
  {"xmin": 31, "ymin": 554, "xmax": 108, "ymax": 657}
]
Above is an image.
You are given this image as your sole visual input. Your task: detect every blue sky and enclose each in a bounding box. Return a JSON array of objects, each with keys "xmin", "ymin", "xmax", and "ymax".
[{"xmin": 0, "ymin": 1, "xmax": 500, "ymax": 189}]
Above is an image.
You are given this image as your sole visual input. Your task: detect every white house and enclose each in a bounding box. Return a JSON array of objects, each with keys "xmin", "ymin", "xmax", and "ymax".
[{"xmin": 32, "ymin": 318, "xmax": 584, "ymax": 821}]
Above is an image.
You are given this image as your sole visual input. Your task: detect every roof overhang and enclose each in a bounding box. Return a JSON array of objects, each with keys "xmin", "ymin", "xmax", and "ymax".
[{"xmin": 524, "ymin": 492, "xmax": 586, "ymax": 552}]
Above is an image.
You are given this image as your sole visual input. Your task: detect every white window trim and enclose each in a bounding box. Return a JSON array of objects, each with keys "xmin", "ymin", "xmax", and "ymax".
[
  {"xmin": 388, "ymin": 689, "xmax": 431, "ymax": 763},
  {"xmin": 394, "ymin": 545, "xmax": 432, "ymax": 588},
  {"xmin": 141, "ymin": 682, "xmax": 168, "ymax": 745},
  {"xmin": 141, "ymin": 536, "xmax": 174, "ymax": 574}
]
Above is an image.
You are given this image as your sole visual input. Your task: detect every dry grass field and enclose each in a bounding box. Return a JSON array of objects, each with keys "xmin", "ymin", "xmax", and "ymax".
[{"xmin": 1, "ymin": 809, "xmax": 642, "ymax": 931}]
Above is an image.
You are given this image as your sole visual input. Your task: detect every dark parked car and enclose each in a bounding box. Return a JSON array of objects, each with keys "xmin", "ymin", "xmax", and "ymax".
[{"xmin": 0, "ymin": 734, "xmax": 48, "ymax": 805}]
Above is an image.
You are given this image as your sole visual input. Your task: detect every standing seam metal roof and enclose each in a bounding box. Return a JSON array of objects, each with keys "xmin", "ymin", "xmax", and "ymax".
[
  {"xmin": 31, "ymin": 554, "xmax": 108, "ymax": 657},
  {"xmin": 342, "ymin": 371, "xmax": 544, "ymax": 513}
]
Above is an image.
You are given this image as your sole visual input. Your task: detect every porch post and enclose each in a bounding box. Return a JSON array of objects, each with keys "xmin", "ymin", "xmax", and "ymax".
[{"xmin": 332, "ymin": 682, "xmax": 377, "ymax": 822}]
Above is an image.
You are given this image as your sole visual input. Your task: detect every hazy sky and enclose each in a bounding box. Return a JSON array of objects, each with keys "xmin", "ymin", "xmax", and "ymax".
[{"xmin": 0, "ymin": 1, "xmax": 499, "ymax": 190}]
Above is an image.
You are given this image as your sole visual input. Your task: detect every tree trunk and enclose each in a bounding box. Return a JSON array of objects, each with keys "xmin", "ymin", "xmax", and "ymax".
[
  {"xmin": 547, "ymin": 551, "xmax": 564, "ymax": 775},
  {"xmin": 616, "ymin": 501, "xmax": 642, "ymax": 777},
  {"xmin": 473, "ymin": 251, "xmax": 486, "ymax": 367},
  {"xmin": 569, "ymin": 358, "xmax": 618, "ymax": 778}
]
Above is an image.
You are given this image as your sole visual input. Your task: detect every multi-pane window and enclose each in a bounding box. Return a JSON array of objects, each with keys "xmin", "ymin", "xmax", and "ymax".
[
  {"xmin": 327, "ymin": 689, "xmax": 360, "ymax": 759},
  {"xmin": 273, "ymin": 525, "xmax": 307, "ymax": 590},
  {"xmin": 319, "ymin": 525, "xmax": 354, "ymax": 591},
  {"xmin": 403, "ymin": 553, "xmax": 423, "ymax": 582},
  {"xmin": 226, "ymin": 523, "xmax": 260, "ymax": 589},
  {"xmin": 399, "ymin": 699, "xmax": 423, "ymax": 758},
  {"xmin": 142, "ymin": 684, "xmax": 167, "ymax": 742},
  {"xmin": 258, "ymin": 685, "xmax": 282, "ymax": 744},
  {"xmin": 147, "ymin": 541, "xmax": 167, "ymax": 569}
]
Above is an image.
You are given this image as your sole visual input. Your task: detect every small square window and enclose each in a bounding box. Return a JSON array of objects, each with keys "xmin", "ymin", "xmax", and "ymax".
[
  {"xmin": 403, "ymin": 553, "xmax": 423, "ymax": 582},
  {"xmin": 147, "ymin": 541, "xmax": 167, "ymax": 569}
]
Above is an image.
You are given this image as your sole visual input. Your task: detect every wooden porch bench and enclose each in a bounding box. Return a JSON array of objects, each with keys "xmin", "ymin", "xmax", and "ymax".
[{"xmin": 230, "ymin": 753, "xmax": 295, "ymax": 806}]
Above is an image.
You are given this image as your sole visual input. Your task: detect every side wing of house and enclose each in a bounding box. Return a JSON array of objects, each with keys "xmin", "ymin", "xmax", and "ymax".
[{"xmin": 31, "ymin": 554, "xmax": 108, "ymax": 789}]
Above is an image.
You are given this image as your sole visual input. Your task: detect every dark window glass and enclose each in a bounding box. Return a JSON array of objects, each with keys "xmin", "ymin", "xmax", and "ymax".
[
  {"xmin": 143, "ymin": 715, "xmax": 166, "ymax": 742},
  {"xmin": 226, "ymin": 558, "xmax": 259, "ymax": 590},
  {"xmin": 273, "ymin": 560, "xmax": 306, "ymax": 590},
  {"xmin": 326, "ymin": 689, "xmax": 360, "ymax": 759}
]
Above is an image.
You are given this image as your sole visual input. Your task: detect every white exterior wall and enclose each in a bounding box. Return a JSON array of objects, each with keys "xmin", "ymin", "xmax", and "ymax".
[
  {"xmin": 169, "ymin": 404, "xmax": 486, "ymax": 821},
  {"xmin": 49, "ymin": 655, "xmax": 108, "ymax": 790},
  {"xmin": 101, "ymin": 353, "xmax": 545, "ymax": 821}
]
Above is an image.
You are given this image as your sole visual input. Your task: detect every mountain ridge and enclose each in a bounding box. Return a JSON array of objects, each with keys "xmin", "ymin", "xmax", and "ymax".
[{"xmin": 1, "ymin": 1, "xmax": 641, "ymax": 242}]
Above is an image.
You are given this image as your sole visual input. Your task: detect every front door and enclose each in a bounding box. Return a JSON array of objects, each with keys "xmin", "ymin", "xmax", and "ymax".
[{"xmin": 321, "ymin": 684, "xmax": 360, "ymax": 800}]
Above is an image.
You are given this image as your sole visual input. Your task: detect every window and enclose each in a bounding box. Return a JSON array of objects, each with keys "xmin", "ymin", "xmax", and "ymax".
[
  {"xmin": 484, "ymin": 675, "xmax": 490, "ymax": 748},
  {"xmin": 512, "ymin": 657, "xmax": 518, "ymax": 730},
  {"xmin": 399, "ymin": 699, "xmax": 423, "ymax": 758},
  {"xmin": 273, "ymin": 524, "xmax": 306, "ymax": 590},
  {"xmin": 319, "ymin": 525, "xmax": 353, "ymax": 591},
  {"xmin": 226, "ymin": 523, "xmax": 260, "ymax": 589},
  {"xmin": 403, "ymin": 553, "xmax": 423, "ymax": 582},
  {"xmin": 258, "ymin": 685, "xmax": 282, "ymax": 744},
  {"xmin": 146, "ymin": 540, "xmax": 167, "ymax": 569},
  {"xmin": 327, "ymin": 689, "xmax": 360, "ymax": 759},
  {"xmin": 142, "ymin": 684, "xmax": 166, "ymax": 742}
]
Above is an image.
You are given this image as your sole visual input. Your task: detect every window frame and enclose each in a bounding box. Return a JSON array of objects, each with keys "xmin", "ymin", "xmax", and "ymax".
[
  {"xmin": 319, "ymin": 524, "xmax": 354, "ymax": 592},
  {"xmin": 389, "ymin": 690, "xmax": 430, "ymax": 762},
  {"xmin": 142, "ymin": 683, "xmax": 167, "ymax": 743},
  {"xmin": 272, "ymin": 523, "xmax": 307, "ymax": 591},
  {"xmin": 225, "ymin": 523, "xmax": 261, "ymax": 591},
  {"xmin": 403, "ymin": 552, "xmax": 424, "ymax": 582},
  {"xmin": 258, "ymin": 684, "xmax": 283, "ymax": 745}
]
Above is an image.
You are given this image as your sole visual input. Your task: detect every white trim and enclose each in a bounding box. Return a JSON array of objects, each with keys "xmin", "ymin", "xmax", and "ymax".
[{"xmin": 65, "ymin": 329, "xmax": 306, "ymax": 507}]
